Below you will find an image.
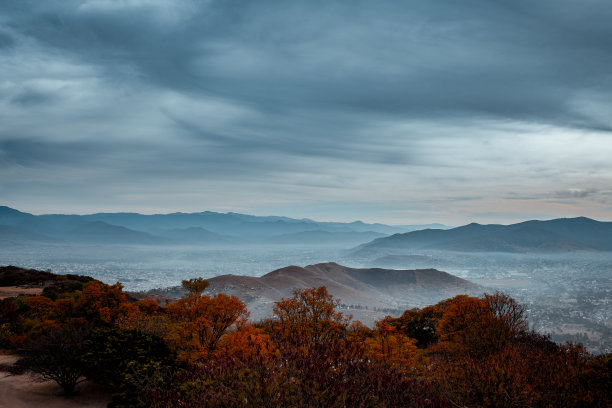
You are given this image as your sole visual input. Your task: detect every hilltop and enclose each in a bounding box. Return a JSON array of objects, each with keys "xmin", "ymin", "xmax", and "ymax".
[
  {"xmin": 352, "ymin": 217, "xmax": 612, "ymax": 255},
  {"xmin": 153, "ymin": 262, "xmax": 478, "ymax": 324}
]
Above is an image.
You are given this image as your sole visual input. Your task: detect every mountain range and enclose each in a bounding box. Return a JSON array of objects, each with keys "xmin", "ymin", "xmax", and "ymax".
[
  {"xmin": 151, "ymin": 262, "xmax": 478, "ymax": 324},
  {"xmin": 352, "ymin": 217, "xmax": 612, "ymax": 255},
  {"xmin": 3, "ymin": 206, "xmax": 609, "ymax": 253},
  {"xmin": 0, "ymin": 206, "xmax": 443, "ymax": 247}
]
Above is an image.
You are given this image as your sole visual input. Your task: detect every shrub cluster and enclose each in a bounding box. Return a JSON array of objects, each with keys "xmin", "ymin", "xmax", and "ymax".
[{"xmin": 1, "ymin": 267, "xmax": 610, "ymax": 408}]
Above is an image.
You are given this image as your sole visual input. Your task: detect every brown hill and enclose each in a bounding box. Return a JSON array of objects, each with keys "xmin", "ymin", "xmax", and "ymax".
[{"xmin": 201, "ymin": 262, "xmax": 478, "ymax": 325}]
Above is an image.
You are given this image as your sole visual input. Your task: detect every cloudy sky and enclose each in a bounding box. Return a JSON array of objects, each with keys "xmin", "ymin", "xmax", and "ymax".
[{"xmin": 1, "ymin": 0, "xmax": 611, "ymax": 225}]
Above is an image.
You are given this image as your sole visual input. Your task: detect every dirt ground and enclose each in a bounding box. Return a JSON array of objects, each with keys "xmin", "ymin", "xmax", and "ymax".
[
  {"xmin": 0, "ymin": 286, "xmax": 43, "ymax": 300},
  {"xmin": 0, "ymin": 355, "xmax": 111, "ymax": 408}
]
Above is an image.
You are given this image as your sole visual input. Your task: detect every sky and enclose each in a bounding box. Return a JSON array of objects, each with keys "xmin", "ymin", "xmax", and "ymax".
[{"xmin": 1, "ymin": 0, "xmax": 612, "ymax": 225}]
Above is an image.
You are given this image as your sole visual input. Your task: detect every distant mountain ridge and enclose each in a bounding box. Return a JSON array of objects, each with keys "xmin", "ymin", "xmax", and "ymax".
[
  {"xmin": 154, "ymin": 262, "xmax": 478, "ymax": 324},
  {"xmin": 353, "ymin": 217, "xmax": 612, "ymax": 254},
  {"xmin": 0, "ymin": 206, "xmax": 442, "ymax": 247}
]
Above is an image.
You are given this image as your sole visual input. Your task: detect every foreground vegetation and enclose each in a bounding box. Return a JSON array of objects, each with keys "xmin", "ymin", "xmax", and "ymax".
[{"xmin": 1, "ymin": 266, "xmax": 610, "ymax": 407}]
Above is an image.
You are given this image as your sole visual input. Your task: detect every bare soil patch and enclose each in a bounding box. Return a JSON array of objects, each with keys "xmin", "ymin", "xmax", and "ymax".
[
  {"xmin": 0, "ymin": 286, "xmax": 43, "ymax": 300},
  {"xmin": 0, "ymin": 354, "xmax": 110, "ymax": 408}
]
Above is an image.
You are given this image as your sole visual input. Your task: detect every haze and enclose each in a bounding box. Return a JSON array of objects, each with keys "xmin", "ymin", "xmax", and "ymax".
[{"xmin": 1, "ymin": 1, "xmax": 612, "ymax": 225}]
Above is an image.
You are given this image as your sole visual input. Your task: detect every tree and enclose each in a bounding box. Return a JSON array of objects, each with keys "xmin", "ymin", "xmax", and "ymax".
[
  {"xmin": 116, "ymin": 299, "xmax": 169, "ymax": 338},
  {"xmin": 68, "ymin": 280, "xmax": 127, "ymax": 324},
  {"xmin": 166, "ymin": 292, "xmax": 248, "ymax": 360},
  {"xmin": 181, "ymin": 277, "xmax": 209, "ymax": 296},
  {"xmin": 24, "ymin": 295, "xmax": 58, "ymax": 321},
  {"xmin": 217, "ymin": 325, "xmax": 275, "ymax": 363},
  {"xmin": 483, "ymin": 291, "xmax": 528, "ymax": 334},
  {"xmin": 364, "ymin": 321, "xmax": 419, "ymax": 372},
  {"xmin": 434, "ymin": 293, "xmax": 527, "ymax": 358},
  {"xmin": 384, "ymin": 305, "xmax": 442, "ymax": 348},
  {"xmin": 16, "ymin": 323, "xmax": 89, "ymax": 396},
  {"xmin": 271, "ymin": 286, "xmax": 350, "ymax": 347},
  {"xmin": 147, "ymin": 335, "xmax": 448, "ymax": 408},
  {"xmin": 79, "ymin": 327, "xmax": 174, "ymax": 408}
]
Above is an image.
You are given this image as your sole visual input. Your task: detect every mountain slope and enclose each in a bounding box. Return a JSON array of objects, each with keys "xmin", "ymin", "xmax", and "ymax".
[
  {"xmin": 266, "ymin": 230, "xmax": 386, "ymax": 245},
  {"xmin": 153, "ymin": 227, "xmax": 240, "ymax": 244},
  {"xmin": 353, "ymin": 217, "xmax": 612, "ymax": 255},
  {"xmin": 66, "ymin": 221, "xmax": 166, "ymax": 244},
  {"xmin": 0, "ymin": 225, "xmax": 59, "ymax": 244},
  {"xmin": 186, "ymin": 262, "xmax": 478, "ymax": 324},
  {"xmin": 0, "ymin": 207, "xmax": 167, "ymax": 245},
  {"xmin": 0, "ymin": 206, "xmax": 413, "ymax": 246}
]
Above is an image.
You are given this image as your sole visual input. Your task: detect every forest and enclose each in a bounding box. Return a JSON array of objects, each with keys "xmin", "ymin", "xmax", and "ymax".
[{"xmin": 0, "ymin": 266, "xmax": 610, "ymax": 408}]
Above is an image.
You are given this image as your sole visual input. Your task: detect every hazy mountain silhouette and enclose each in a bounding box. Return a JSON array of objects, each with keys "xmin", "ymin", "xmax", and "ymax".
[
  {"xmin": 0, "ymin": 225, "xmax": 59, "ymax": 244},
  {"xmin": 0, "ymin": 206, "xmax": 437, "ymax": 246},
  {"xmin": 0, "ymin": 207, "xmax": 167, "ymax": 244},
  {"xmin": 66, "ymin": 221, "xmax": 166, "ymax": 244},
  {"xmin": 266, "ymin": 230, "xmax": 386, "ymax": 245},
  {"xmin": 153, "ymin": 227, "xmax": 241, "ymax": 244},
  {"xmin": 353, "ymin": 217, "xmax": 612, "ymax": 255}
]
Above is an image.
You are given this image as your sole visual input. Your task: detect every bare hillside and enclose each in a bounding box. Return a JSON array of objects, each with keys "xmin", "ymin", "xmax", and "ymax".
[{"xmin": 197, "ymin": 262, "xmax": 478, "ymax": 324}]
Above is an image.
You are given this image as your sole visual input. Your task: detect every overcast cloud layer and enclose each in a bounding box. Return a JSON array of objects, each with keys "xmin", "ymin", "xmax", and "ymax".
[{"xmin": 1, "ymin": 0, "xmax": 611, "ymax": 224}]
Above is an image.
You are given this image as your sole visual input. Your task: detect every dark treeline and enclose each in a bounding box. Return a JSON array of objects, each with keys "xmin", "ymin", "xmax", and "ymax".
[{"xmin": 0, "ymin": 266, "xmax": 609, "ymax": 407}]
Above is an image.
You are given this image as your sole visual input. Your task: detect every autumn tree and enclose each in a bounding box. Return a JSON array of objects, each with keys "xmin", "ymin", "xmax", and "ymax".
[
  {"xmin": 7, "ymin": 296, "xmax": 75, "ymax": 346},
  {"xmin": 147, "ymin": 334, "xmax": 449, "ymax": 408},
  {"xmin": 181, "ymin": 277, "xmax": 209, "ymax": 295},
  {"xmin": 24, "ymin": 295, "xmax": 58, "ymax": 322},
  {"xmin": 270, "ymin": 286, "xmax": 350, "ymax": 347},
  {"xmin": 423, "ymin": 293, "xmax": 612, "ymax": 408},
  {"xmin": 217, "ymin": 325, "xmax": 276, "ymax": 363},
  {"xmin": 78, "ymin": 327, "xmax": 174, "ymax": 408},
  {"xmin": 115, "ymin": 299, "xmax": 170, "ymax": 338},
  {"xmin": 16, "ymin": 323, "xmax": 89, "ymax": 396},
  {"xmin": 483, "ymin": 291, "xmax": 527, "ymax": 334},
  {"xmin": 434, "ymin": 293, "xmax": 528, "ymax": 359},
  {"xmin": 364, "ymin": 321, "xmax": 419, "ymax": 373},
  {"xmin": 385, "ymin": 305, "xmax": 443, "ymax": 348},
  {"xmin": 68, "ymin": 280, "xmax": 128, "ymax": 324},
  {"xmin": 165, "ymin": 290, "xmax": 248, "ymax": 360}
]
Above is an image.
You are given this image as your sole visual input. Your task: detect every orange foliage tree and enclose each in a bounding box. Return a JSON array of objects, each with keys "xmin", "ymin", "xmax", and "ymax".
[
  {"xmin": 24, "ymin": 295, "xmax": 58, "ymax": 322},
  {"xmin": 270, "ymin": 286, "xmax": 351, "ymax": 347},
  {"xmin": 433, "ymin": 293, "xmax": 527, "ymax": 359},
  {"xmin": 70, "ymin": 281, "xmax": 127, "ymax": 324},
  {"xmin": 115, "ymin": 299, "xmax": 170, "ymax": 338},
  {"xmin": 217, "ymin": 325, "xmax": 276, "ymax": 363},
  {"xmin": 165, "ymin": 280, "xmax": 248, "ymax": 360},
  {"xmin": 364, "ymin": 321, "xmax": 419, "ymax": 373},
  {"xmin": 425, "ymin": 292, "xmax": 612, "ymax": 407}
]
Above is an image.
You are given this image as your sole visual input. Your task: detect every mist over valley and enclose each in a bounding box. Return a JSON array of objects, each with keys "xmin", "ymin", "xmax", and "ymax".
[{"xmin": 2, "ymin": 206, "xmax": 610, "ymax": 353}]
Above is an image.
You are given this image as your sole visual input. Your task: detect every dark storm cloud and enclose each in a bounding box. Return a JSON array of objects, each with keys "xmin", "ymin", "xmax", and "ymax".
[
  {"xmin": 0, "ymin": 31, "xmax": 14, "ymax": 48},
  {"xmin": 4, "ymin": 0, "xmax": 612, "ymax": 127},
  {"xmin": 0, "ymin": 137, "xmax": 261, "ymax": 179},
  {"xmin": 0, "ymin": 138, "xmax": 92, "ymax": 166},
  {"xmin": 162, "ymin": 107, "xmax": 411, "ymax": 165},
  {"xmin": 10, "ymin": 90, "xmax": 56, "ymax": 107},
  {"xmin": 1, "ymin": 0, "xmax": 612, "ymax": 222}
]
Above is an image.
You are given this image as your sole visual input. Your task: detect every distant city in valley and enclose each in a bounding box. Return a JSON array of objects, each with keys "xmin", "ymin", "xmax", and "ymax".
[{"xmin": 1, "ymin": 205, "xmax": 610, "ymax": 353}]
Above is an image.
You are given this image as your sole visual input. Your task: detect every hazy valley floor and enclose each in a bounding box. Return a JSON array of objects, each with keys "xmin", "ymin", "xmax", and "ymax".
[{"xmin": 1, "ymin": 243, "xmax": 610, "ymax": 352}]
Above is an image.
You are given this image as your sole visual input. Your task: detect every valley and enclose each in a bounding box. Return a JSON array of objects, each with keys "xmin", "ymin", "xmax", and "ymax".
[{"xmin": 1, "ymin": 207, "xmax": 611, "ymax": 353}]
